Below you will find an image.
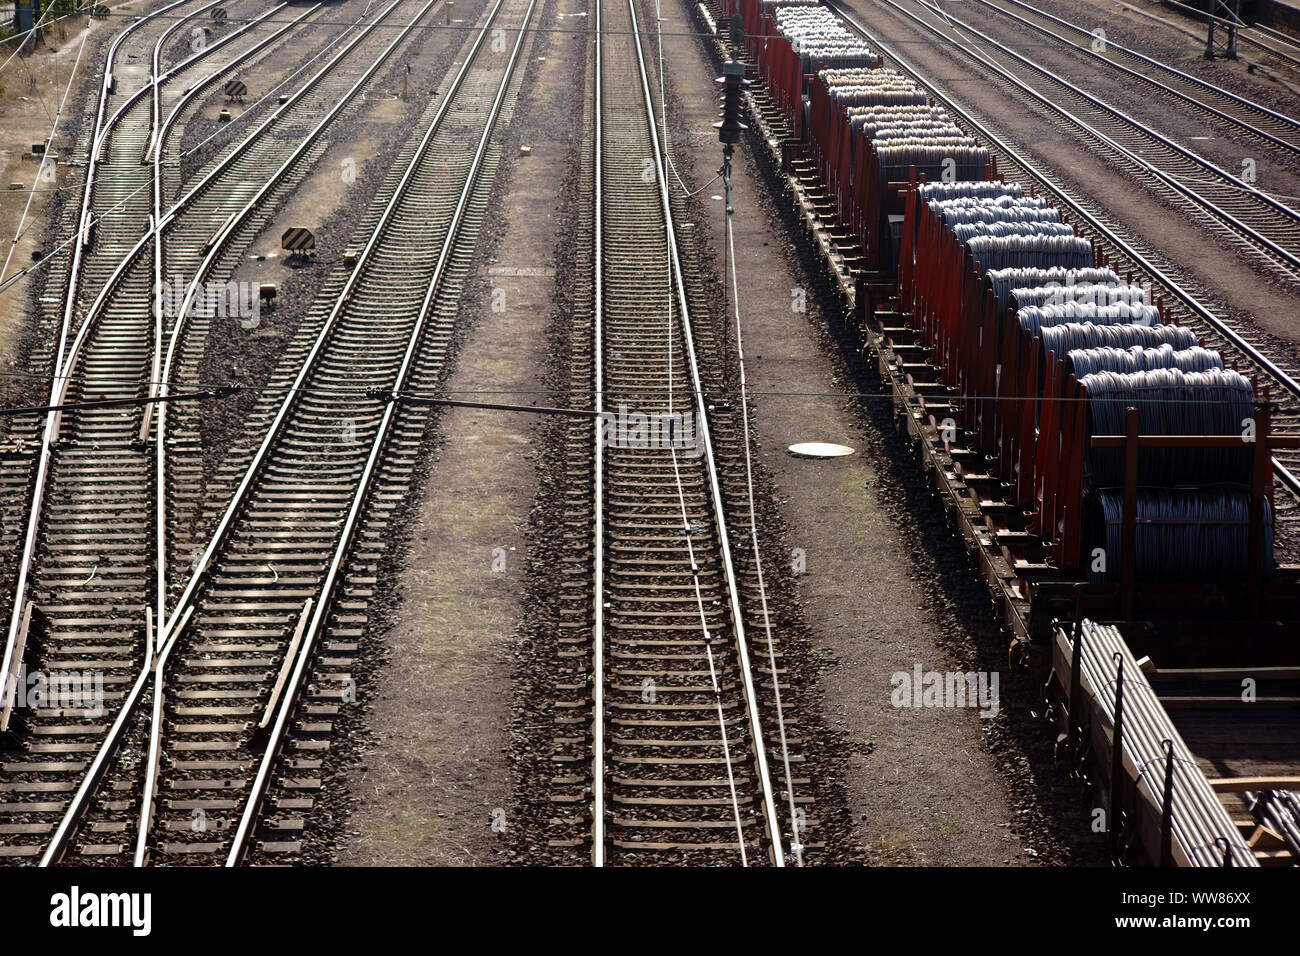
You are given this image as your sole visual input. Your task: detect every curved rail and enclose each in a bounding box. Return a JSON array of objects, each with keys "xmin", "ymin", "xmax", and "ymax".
[
  {"xmin": 0, "ymin": 0, "xmax": 220, "ymax": 736},
  {"xmin": 34, "ymin": 0, "xmax": 441, "ymax": 866}
]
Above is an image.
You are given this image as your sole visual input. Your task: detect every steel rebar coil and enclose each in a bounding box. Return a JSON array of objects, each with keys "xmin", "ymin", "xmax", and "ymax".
[
  {"xmin": 1065, "ymin": 345, "xmax": 1223, "ymax": 379},
  {"xmin": 917, "ymin": 181, "xmax": 1022, "ymax": 201},
  {"xmin": 952, "ymin": 220, "xmax": 1075, "ymax": 244},
  {"xmin": 1084, "ymin": 487, "xmax": 1271, "ymax": 583},
  {"xmin": 966, "ymin": 234, "xmax": 1094, "ymax": 275},
  {"xmin": 940, "ymin": 205, "xmax": 1060, "ymax": 226},
  {"xmin": 1017, "ymin": 301, "xmax": 1161, "ymax": 338},
  {"xmin": 1078, "ymin": 367, "xmax": 1255, "ymax": 488},
  {"xmin": 1036, "ymin": 322, "xmax": 1197, "ymax": 359},
  {"xmin": 987, "ymin": 266, "xmax": 1120, "ymax": 313},
  {"xmin": 1010, "ymin": 281, "xmax": 1147, "ymax": 310}
]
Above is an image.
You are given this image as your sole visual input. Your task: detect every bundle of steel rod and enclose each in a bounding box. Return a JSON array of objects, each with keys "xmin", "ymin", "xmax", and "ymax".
[
  {"xmin": 1059, "ymin": 620, "xmax": 1256, "ymax": 866},
  {"xmin": 1247, "ymin": 790, "xmax": 1300, "ymax": 859}
]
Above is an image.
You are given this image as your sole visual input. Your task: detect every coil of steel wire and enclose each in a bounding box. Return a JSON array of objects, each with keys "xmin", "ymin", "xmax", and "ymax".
[
  {"xmin": 878, "ymin": 145, "xmax": 989, "ymax": 188},
  {"xmin": 917, "ymin": 180, "xmax": 1023, "ymax": 201},
  {"xmin": 1010, "ymin": 281, "xmax": 1147, "ymax": 311},
  {"xmin": 941, "ymin": 205, "xmax": 1060, "ymax": 226},
  {"xmin": 1079, "ymin": 367, "xmax": 1255, "ymax": 487},
  {"xmin": 1085, "ymin": 487, "xmax": 1271, "ymax": 583},
  {"xmin": 1065, "ymin": 345, "xmax": 1223, "ymax": 380},
  {"xmin": 1036, "ymin": 322, "xmax": 1198, "ymax": 359},
  {"xmin": 967, "ymin": 234, "xmax": 1094, "ymax": 275},
  {"xmin": 1017, "ymin": 301, "xmax": 1161, "ymax": 338},
  {"xmin": 952, "ymin": 220, "xmax": 1076, "ymax": 243},
  {"xmin": 988, "ymin": 266, "xmax": 1121, "ymax": 313}
]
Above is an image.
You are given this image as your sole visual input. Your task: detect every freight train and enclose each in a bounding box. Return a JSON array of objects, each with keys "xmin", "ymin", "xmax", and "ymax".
[{"xmin": 704, "ymin": 0, "xmax": 1300, "ymax": 867}]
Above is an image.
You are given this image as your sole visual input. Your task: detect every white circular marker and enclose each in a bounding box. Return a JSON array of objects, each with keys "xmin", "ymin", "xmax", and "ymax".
[{"xmin": 787, "ymin": 442, "xmax": 855, "ymax": 458}]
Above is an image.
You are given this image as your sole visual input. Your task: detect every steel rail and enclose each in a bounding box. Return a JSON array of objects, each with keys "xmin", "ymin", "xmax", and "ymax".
[
  {"xmin": 54, "ymin": 0, "xmax": 202, "ymax": 382},
  {"xmin": 1243, "ymin": 20, "xmax": 1300, "ymax": 68},
  {"xmin": 35, "ymin": 608, "xmax": 160, "ymax": 867},
  {"xmin": 222, "ymin": 0, "xmax": 536, "ymax": 867},
  {"xmin": 902, "ymin": 0, "xmax": 1300, "ymax": 275},
  {"xmin": 971, "ymin": 0, "xmax": 1300, "ymax": 152},
  {"xmin": 623, "ymin": 0, "xmax": 786, "ymax": 864},
  {"xmin": 0, "ymin": 0, "xmax": 224, "ymax": 735},
  {"xmin": 13, "ymin": 0, "xmax": 324, "ymax": 732},
  {"xmin": 1161, "ymin": 0, "xmax": 1300, "ymax": 70},
  {"xmin": 147, "ymin": 0, "xmax": 307, "ymax": 633},
  {"xmin": 142, "ymin": 0, "xmax": 301, "ymax": 397},
  {"xmin": 147, "ymin": 0, "xmax": 325, "ymax": 636},
  {"xmin": 124, "ymin": 0, "xmax": 507, "ymax": 864},
  {"xmin": 592, "ymin": 0, "xmax": 607, "ymax": 868},
  {"xmin": 158, "ymin": 0, "xmax": 454, "ymax": 648},
  {"xmin": 48, "ymin": 0, "xmax": 369, "ymax": 440},
  {"xmin": 35, "ymin": 0, "xmax": 436, "ymax": 866},
  {"xmin": 823, "ymin": 0, "xmax": 1300, "ymax": 498}
]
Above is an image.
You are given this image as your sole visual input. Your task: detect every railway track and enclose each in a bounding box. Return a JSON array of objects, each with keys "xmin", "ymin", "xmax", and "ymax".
[
  {"xmin": 69, "ymin": 0, "xmax": 532, "ymax": 867},
  {"xmin": 0, "ymin": 0, "xmax": 472, "ymax": 864},
  {"xmin": 819, "ymin": 0, "xmax": 1300, "ymax": 538},
  {"xmin": 533, "ymin": 0, "xmax": 814, "ymax": 866},
  {"xmin": 1241, "ymin": 18, "xmax": 1300, "ymax": 70},
  {"xmin": 0, "ymin": 0, "xmax": 220, "ymax": 647},
  {"xmin": 0, "ymin": 0, "xmax": 282, "ymax": 860},
  {"xmin": 876, "ymin": 0, "xmax": 1300, "ymax": 285},
  {"xmin": 969, "ymin": 0, "xmax": 1300, "ymax": 157},
  {"xmin": 0, "ymin": 0, "xmax": 320, "ymax": 685},
  {"xmin": 1162, "ymin": 0, "xmax": 1300, "ymax": 71}
]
